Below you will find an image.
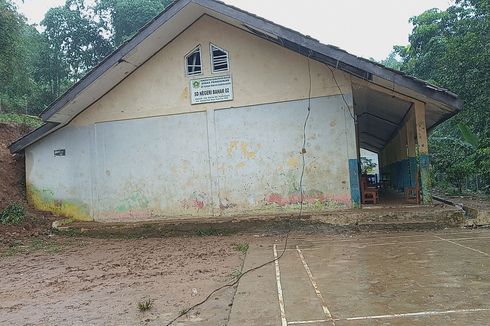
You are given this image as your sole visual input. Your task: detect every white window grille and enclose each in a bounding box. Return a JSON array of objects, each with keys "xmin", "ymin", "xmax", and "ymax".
[{"xmin": 210, "ymin": 44, "xmax": 229, "ymax": 73}]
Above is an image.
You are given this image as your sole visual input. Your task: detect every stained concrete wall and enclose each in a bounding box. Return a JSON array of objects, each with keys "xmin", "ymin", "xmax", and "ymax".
[{"xmin": 25, "ymin": 15, "xmax": 358, "ymax": 221}]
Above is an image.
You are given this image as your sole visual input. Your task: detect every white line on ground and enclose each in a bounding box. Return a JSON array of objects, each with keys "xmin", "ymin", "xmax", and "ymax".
[
  {"xmin": 435, "ymin": 235, "xmax": 489, "ymax": 256},
  {"xmin": 288, "ymin": 231, "xmax": 490, "ymax": 245},
  {"xmin": 278, "ymin": 236, "xmax": 490, "ymax": 251},
  {"xmin": 343, "ymin": 308, "xmax": 490, "ymax": 321},
  {"xmin": 288, "ymin": 319, "xmax": 330, "ymax": 325},
  {"xmin": 287, "ymin": 308, "xmax": 490, "ymax": 324},
  {"xmin": 296, "ymin": 245, "xmax": 335, "ymax": 325},
  {"xmin": 273, "ymin": 244, "xmax": 288, "ymax": 326}
]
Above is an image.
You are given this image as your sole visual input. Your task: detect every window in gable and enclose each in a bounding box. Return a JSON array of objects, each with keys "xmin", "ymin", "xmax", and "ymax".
[
  {"xmin": 185, "ymin": 46, "xmax": 202, "ymax": 76},
  {"xmin": 210, "ymin": 44, "xmax": 229, "ymax": 73}
]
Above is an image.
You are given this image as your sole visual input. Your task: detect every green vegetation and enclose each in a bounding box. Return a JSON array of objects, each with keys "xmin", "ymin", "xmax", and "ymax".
[
  {"xmin": 2, "ymin": 239, "xmax": 64, "ymax": 257},
  {"xmin": 0, "ymin": 202, "xmax": 25, "ymax": 225},
  {"xmin": 137, "ymin": 298, "xmax": 153, "ymax": 312},
  {"xmin": 230, "ymin": 268, "xmax": 243, "ymax": 280},
  {"xmin": 233, "ymin": 243, "xmax": 249, "ymax": 254},
  {"xmin": 360, "ymin": 157, "xmax": 377, "ymax": 175},
  {"xmin": 385, "ymin": 0, "xmax": 490, "ymax": 194},
  {"xmin": 0, "ymin": 113, "xmax": 43, "ymax": 128},
  {"xmin": 0, "ymin": 0, "xmax": 172, "ymax": 115}
]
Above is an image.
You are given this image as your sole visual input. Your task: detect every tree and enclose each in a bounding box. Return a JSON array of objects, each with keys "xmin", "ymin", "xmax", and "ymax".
[
  {"xmin": 0, "ymin": 1, "xmax": 47, "ymax": 114},
  {"xmin": 41, "ymin": 1, "xmax": 112, "ymax": 82},
  {"xmin": 393, "ymin": 0, "xmax": 490, "ymax": 193},
  {"xmin": 95, "ymin": 0, "xmax": 172, "ymax": 46},
  {"xmin": 360, "ymin": 157, "xmax": 377, "ymax": 175}
]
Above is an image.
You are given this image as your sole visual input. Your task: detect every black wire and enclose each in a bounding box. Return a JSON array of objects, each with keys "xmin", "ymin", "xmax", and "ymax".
[
  {"xmin": 300, "ymin": 53, "xmax": 312, "ymax": 216},
  {"xmin": 165, "ymin": 54, "xmax": 313, "ymax": 326},
  {"xmin": 326, "ymin": 63, "xmax": 356, "ymax": 122}
]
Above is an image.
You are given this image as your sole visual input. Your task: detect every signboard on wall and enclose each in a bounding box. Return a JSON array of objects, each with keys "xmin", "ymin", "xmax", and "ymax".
[{"xmin": 190, "ymin": 75, "xmax": 233, "ymax": 105}]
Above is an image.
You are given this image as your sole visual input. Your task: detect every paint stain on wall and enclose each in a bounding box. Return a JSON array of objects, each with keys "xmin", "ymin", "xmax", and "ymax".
[
  {"xmin": 27, "ymin": 184, "xmax": 92, "ymax": 221},
  {"xmin": 227, "ymin": 140, "xmax": 239, "ymax": 156},
  {"xmin": 227, "ymin": 140, "xmax": 259, "ymax": 160},
  {"xmin": 287, "ymin": 156, "xmax": 300, "ymax": 168},
  {"xmin": 181, "ymin": 192, "xmax": 208, "ymax": 211},
  {"xmin": 116, "ymin": 191, "xmax": 150, "ymax": 213},
  {"xmin": 181, "ymin": 86, "xmax": 189, "ymax": 99},
  {"xmin": 240, "ymin": 143, "xmax": 256, "ymax": 159}
]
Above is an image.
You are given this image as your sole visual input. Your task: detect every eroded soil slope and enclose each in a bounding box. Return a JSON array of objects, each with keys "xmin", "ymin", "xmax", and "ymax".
[{"xmin": 0, "ymin": 122, "xmax": 28, "ymax": 210}]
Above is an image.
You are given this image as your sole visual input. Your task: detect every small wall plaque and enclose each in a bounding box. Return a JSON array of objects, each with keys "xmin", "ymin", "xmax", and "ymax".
[{"xmin": 54, "ymin": 149, "xmax": 66, "ymax": 156}]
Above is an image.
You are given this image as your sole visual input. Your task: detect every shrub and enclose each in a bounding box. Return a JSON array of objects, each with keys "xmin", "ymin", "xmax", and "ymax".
[{"xmin": 0, "ymin": 203, "xmax": 26, "ymax": 225}]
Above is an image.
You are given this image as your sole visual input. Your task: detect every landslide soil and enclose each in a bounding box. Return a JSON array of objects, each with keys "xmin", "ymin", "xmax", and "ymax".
[{"xmin": 0, "ymin": 123, "xmax": 56, "ymax": 244}]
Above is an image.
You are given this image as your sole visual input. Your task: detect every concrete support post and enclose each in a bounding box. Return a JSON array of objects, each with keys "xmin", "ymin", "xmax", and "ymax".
[{"xmin": 414, "ymin": 101, "xmax": 432, "ymax": 204}]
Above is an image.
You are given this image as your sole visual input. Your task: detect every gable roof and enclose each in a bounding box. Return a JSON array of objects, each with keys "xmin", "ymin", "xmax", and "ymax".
[{"xmin": 9, "ymin": 0, "xmax": 462, "ymax": 154}]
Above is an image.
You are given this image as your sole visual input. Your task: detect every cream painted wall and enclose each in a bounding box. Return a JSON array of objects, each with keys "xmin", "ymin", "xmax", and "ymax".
[
  {"xmin": 25, "ymin": 14, "xmax": 359, "ymax": 221},
  {"xmin": 72, "ymin": 15, "xmax": 352, "ymax": 126}
]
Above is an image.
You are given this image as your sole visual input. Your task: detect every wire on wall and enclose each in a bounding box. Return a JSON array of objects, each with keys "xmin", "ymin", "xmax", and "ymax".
[
  {"xmin": 325, "ymin": 62, "xmax": 357, "ymax": 123},
  {"xmin": 299, "ymin": 51, "xmax": 313, "ymax": 216},
  {"xmin": 165, "ymin": 51, "xmax": 314, "ymax": 326}
]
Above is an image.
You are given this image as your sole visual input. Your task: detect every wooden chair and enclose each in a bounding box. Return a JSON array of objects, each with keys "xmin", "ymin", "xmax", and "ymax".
[{"xmin": 361, "ymin": 175, "xmax": 378, "ymax": 204}]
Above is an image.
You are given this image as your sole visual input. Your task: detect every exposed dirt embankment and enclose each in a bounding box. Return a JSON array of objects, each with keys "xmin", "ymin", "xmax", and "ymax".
[
  {"xmin": 0, "ymin": 123, "xmax": 56, "ymax": 244},
  {"xmin": 0, "ymin": 122, "xmax": 29, "ymax": 211}
]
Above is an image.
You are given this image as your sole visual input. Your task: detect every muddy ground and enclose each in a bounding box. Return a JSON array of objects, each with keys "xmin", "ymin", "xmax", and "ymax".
[
  {"xmin": 0, "ymin": 122, "xmax": 30, "ymax": 211},
  {"xmin": 0, "ymin": 233, "xmax": 275, "ymax": 325}
]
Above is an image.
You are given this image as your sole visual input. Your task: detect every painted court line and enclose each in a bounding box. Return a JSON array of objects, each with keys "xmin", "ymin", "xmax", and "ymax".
[
  {"xmin": 435, "ymin": 235, "xmax": 489, "ymax": 256},
  {"xmin": 280, "ymin": 236, "xmax": 490, "ymax": 251},
  {"xmin": 291, "ymin": 231, "xmax": 488, "ymax": 244},
  {"xmin": 296, "ymin": 245, "xmax": 335, "ymax": 325},
  {"xmin": 287, "ymin": 308, "xmax": 490, "ymax": 324},
  {"xmin": 273, "ymin": 244, "xmax": 288, "ymax": 326},
  {"xmin": 288, "ymin": 319, "xmax": 330, "ymax": 325},
  {"xmin": 342, "ymin": 308, "xmax": 490, "ymax": 321}
]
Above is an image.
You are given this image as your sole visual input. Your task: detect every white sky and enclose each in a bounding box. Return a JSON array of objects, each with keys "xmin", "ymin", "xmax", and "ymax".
[{"xmin": 15, "ymin": 0, "xmax": 453, "ymax": 61}]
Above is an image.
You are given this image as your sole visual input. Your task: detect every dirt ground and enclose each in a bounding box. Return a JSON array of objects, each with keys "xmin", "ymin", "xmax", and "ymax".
[
  {"xmin": 444, "ymin": 195, "xmax": 490, "ymax": 211},
  {"xmin": 433, "ymin": 190, "xmax": 490, "ymax": 211},
  {"xmin": 0, "ymin": 233, "xmax": 272, "ymax": 325},
  {"xmin": 0, "ymin": 122, "xmax": 30, "ymax": 211}
]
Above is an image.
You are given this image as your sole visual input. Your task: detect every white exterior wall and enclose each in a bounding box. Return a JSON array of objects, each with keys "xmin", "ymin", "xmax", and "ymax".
[{"xmin": 24, "ymin": 15, "xmax": 358, "ymax": 221}]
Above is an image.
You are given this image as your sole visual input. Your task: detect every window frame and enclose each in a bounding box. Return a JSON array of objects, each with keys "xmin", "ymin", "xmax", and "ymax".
[
  {"xmin": 210, "ymin": 43, "xmax": 230, "ymax": 74},
  {"xmin": 185, "ymin": 45, "xmax": 203, "ymax": 77}
]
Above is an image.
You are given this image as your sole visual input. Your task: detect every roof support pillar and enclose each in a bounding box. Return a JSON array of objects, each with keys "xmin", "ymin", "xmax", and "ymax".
[{"xmin": 414, "ymin": 101, "xmax": 432, "ymax": 204}]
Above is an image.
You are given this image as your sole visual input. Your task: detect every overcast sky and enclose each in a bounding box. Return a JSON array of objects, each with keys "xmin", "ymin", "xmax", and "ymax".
[{"xmin": 14, "ymin": 0, "xmax": 453, "ymax": 61}]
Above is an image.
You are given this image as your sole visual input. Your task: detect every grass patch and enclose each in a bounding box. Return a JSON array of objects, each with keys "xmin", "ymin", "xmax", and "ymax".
[
  {"xmin": 1, "ymin": 202, "xmax": 26, "ymax": 225},
  {"xmin": 137, "ymin": 298, "xmax": 153, "ymax": 312},
  {"xmin": 1, "ymin": 238, "xmax": 63, "ymax": 257},
  {"xmin": 0, "ymin": 113, "xmax": 43, "ymax": 129},
  {"xmin": 233, "ymin": 242, "xmax": 249, "ymax": 254},
  {"xmin": 230, "ymin": 268, "xmax": 243, "ymax": 280}
]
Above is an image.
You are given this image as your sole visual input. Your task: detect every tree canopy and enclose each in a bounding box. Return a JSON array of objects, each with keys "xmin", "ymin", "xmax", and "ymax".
[
  {"xmin": 0, "ymin": 0, "xmax": 171, "ymax": 115},
  {"xmin": 393, "ymin": 0, "xmax": 490, "ymax": 193}
]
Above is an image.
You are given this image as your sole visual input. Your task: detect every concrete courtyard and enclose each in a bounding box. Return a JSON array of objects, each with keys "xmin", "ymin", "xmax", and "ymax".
[{"xmin": 229, "ymin": 229, "xmax": 490, "ymax": 325}]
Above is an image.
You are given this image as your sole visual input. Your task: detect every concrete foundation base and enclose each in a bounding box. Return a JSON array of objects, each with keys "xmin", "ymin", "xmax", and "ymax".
[{"xmin": 54, "ymin": 205, "xmax": 465, "ymax": 238}]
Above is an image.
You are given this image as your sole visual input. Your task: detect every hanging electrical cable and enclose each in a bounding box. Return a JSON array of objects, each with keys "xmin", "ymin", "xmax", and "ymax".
[
  {"xmin": 326, "ymin": 63, "xmax": 357, "ymax": 123},
  {"xmin": 164, "ymin": 52, "xmax": 314, "ymax": 326}
]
